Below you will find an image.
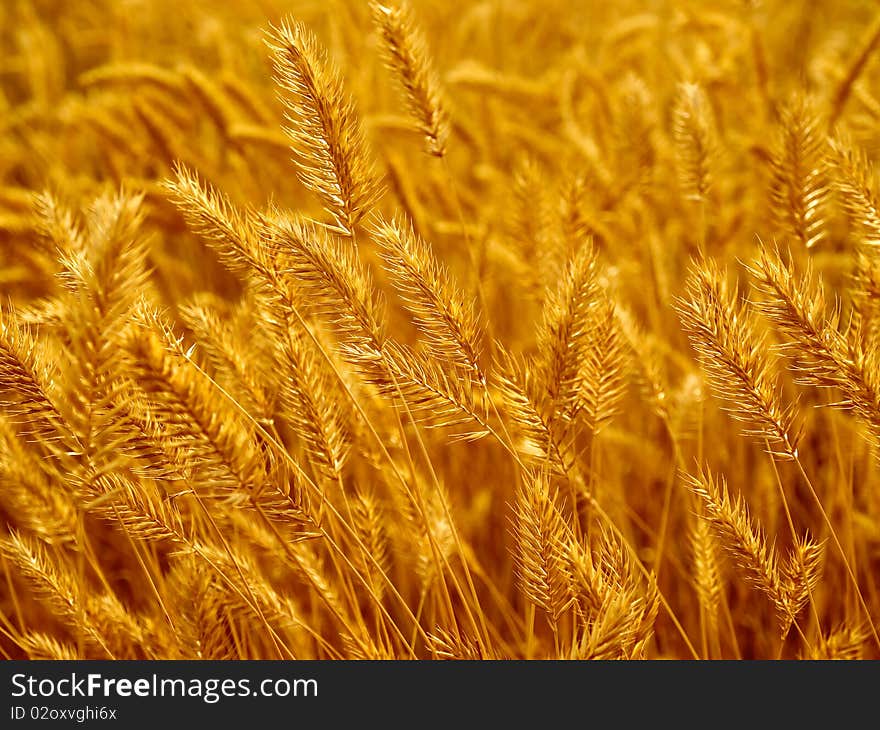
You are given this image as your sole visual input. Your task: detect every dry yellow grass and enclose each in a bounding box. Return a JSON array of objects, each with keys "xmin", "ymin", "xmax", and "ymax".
[{"xmin": 1, "ymin": 0, "xmax": 880, "ymax": 660}]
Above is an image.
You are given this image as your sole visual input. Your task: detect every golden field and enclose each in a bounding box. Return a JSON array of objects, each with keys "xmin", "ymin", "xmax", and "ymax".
[{"xmin": 1, "ymin": 0, "xmax": 879, "ymax": 660}]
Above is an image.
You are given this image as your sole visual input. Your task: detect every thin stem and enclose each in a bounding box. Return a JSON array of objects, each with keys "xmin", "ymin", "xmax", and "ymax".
[{"xmin": 792, "ymin": 455, "xmax": 880, "ymax": 650}]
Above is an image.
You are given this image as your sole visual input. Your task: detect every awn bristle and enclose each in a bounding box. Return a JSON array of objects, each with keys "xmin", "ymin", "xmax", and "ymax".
[{"xmin": 0, "ymin": 0, "xmax": 878, "ymax": 661}]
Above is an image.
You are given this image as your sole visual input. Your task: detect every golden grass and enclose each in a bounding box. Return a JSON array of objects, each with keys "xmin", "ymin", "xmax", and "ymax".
[{"xmin": 1, "ymin": 0, "xmax": 880, "ymax": 660}]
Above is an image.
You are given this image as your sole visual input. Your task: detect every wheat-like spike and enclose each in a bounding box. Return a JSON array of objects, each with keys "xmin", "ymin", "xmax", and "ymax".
[
  {"xmin": 288, "ymin": 542, "xmax": 348, "ymax": 624},
  {"xmin": 132, "ymin": 95, "xmax": 186, "ymax": 164},
  {"xmin": 828, "ymin": 134, "xmax": 880, "ymax": 245},
  {"xmin": 119, "ymin": 401, "xmax": 194, "ymax": 484},
  {"xmin": 273, "ymin": 213, "xmax": 490, "ymax": 436},
  {"xmin": 85, "ymin": 472, "xmax": 188, "ymax": 545},
  {"xmin": 267, "ymin": 19, "xmax": 382, "ymax": 236},
  {"xmin": 0, "ymin": 418, "xmax": 77, "ymax": 544},
  {"xmin": 568, "ymin": 529, "xmax": 658, "ymax": 658},
  {"xmin": 0, "ymin": 531, "xmax": 78, "ymax": 612},
  {"xmin": 352, "ymin": 486, "xmax": 391, "ymax": 600},
  {"xmin": 425, "ymin": 627, "xmax": 499, "ymax": 659},
  {"xmin": 559, "ymin": 172, "xmax": 603, "ymax": 253},
  {"xmin": 0, "ymin": 531, "xmax": 108, "ymax": 652},
  {"xmin": 125, "ymin": 307, "xmax": 269, "ymax": 498},
  {"xmin": 569, "ymin": 591, "xmax": 639, "ymax": 660},
  {"xmin": 691, "ymin": 516, "xmax": 723, "ymax": 636},
  {"xmin": 686, "ymin": 467, "xmax": 794, "ymax": 633},
  {"xmin": 228, "ymin": 123, "xmax": 290, "ymax": 152},
  {"xmin": 0, "ymin": 308, "xmax": 78, "ymax": 458},
  {"xmin": 268, "ymin": 217, "xmax": 456, "ymax": 452},
  {"xmin": 672, "ymin": 82, "xmax": 715, "ymax": 201},
  {"xmin": 196, "ymin": 569, "xmax": 298, "ymax": 660},
  {"xmin": 614, "ymin": 307, "xmax": 671, "ymax": 423},
  {"xmin": 747, "ymin": 245, "xmax": 843, "ymax": 384},
  {"xmin": 613, "ymin": 73, "xmax": 657, "ymax": 181},
  {"xmin": 748, "ymin": 246, "xmax": 880, "ymax": 442},
  {"xmin": 57, "ymin": 192, "xmax": 152, "ymax": 479},
  {"xmin": 77, "ymin": 62, "xmax": 188, "ymax": 94},
  {"xmin": 289, "ymin": 540, "xmax": 384, "ymax": 658},
  {"xmin": 220, "ymin": 72, "xmax": 275, "ymax": 125},
  {"xmin": 496, "ymin": 347, "xmax": 571, "ymax": 474},
  {"xmin": 782, "ymin": 533, "xmax": 824, "ymax": 620},
  {"xmin": 806, "ymin": 623, "xmax": 869, "ymax": 659},
  {"xmin": 179, "ymin": 64, "xmax": 238, "ymax": 135},
  {"xmin": 391, "ymin": 472, "xmax": 457, "ymax": 587},
  {"xmin": 166, "ymin": 166, "xmax": 306, "ymax": 354},
  {"xmin": 18, "ymin": 632, "xmax": 80, "ymax": 660},
  {"xmin": 577, "ymin": 296, "xmax": 629, "ymax": 436},
  {"xmin": 509, "ymin": 159, "xmax": 561, "ymax": 294},
  {"xmin": 567, "ymin": 538, "xmax": 603, "ymax": 618},
  {"xmin": 165, "ymin": 165, "xmax": 267, "ymax": 279},
  {"xmin": 511, "ymin": 472, "xmax": 576, "ymax": 625},
  {"xmin": 624, "ymin": 586, "xmax": 660, "ymax": 659},
  {"xmin": 0, "ymin": 186, "xmax": 37, "ymax": 214},
  {"xmin": 79, "ymin": 191, "xmax": 148, "ymax": 288},
  {"xmin": 595, "ymin": 529, "xmax": 638, "ymax": 593},
  {"xmin": 372, "ymin": 214, "xmax": 484, "ymax": 380},
  {"xmin": 280, "ymin": 328, "xmax": 351, "ymax": 482},
  {"xmin": 371, "ymin": 1, "xmax": 449, "ymax": 157},
  {"xmin": 195, "ymin": 530, "xmax": 311, "ymax": 657},
  {"xmin": 178, "ymin": 297, "xmax": 275, "ymax": 422},
  {"xmin": 266, "ymin": 214, "xmax": 386, "ymax": 364},
  {"xmin": 15, "ymin": 297, "xmax": 69, "ymax": 331},
  {"xmin": 166, "ymin": 559, "xmax": 236, "ymax": 660},
  {"xmin": 166, "ymin": 166, "xmax": 310, "ymax": 348},
  {"xmin": 84, "ymin": 592, "xmax": 147, "ymax": 659},
  {"xmin": 595, "ymin": 528, "xmax": 659, "ymax": 649},
  {"xmin": 194, "ymin": 542, "xmax": 302, "ymax": 633},
  {"xmin": 833, "ymin": 330, "xmax": 880, "ymax": 445},
  {"xmin": 536, "ymin": 242, "xmax": 600, "ymax": 423},
  {"xmin": 769, "ymin": 96, "xmax": 830, "ymax": 249},
  {"xmin": 576, "ymin": 529, "xmax": 613, "ymax": 582},
  {"xmin": 676, "ymin": 257, "xmax": 801, "ymax": 458},
  {"xmin": 829, "ymin": 12, "xmax": 880, "ymax": 124},
  {"xmin": 8, "ymin": 0, "xmax": 880, "ymax": 664},
  {"xmin": 240, "ymin": 490, "xmax": 319, "ymax": 542},
  {"xmin": 378, "ymin": 340, "xmax": 489, "ymax": 437},
  {"xmin": 850, "ymin": 248, "xmax": 880, "ymax": 344},
  {"xmin": 32, "ymin": 191, "xmax": 84, "ymax": 254}
]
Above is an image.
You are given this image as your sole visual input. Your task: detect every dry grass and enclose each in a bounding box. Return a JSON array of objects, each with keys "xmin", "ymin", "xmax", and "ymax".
[{"xmin": 1, "ymin": 0, "xmax": 880, "ymax": 660}]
